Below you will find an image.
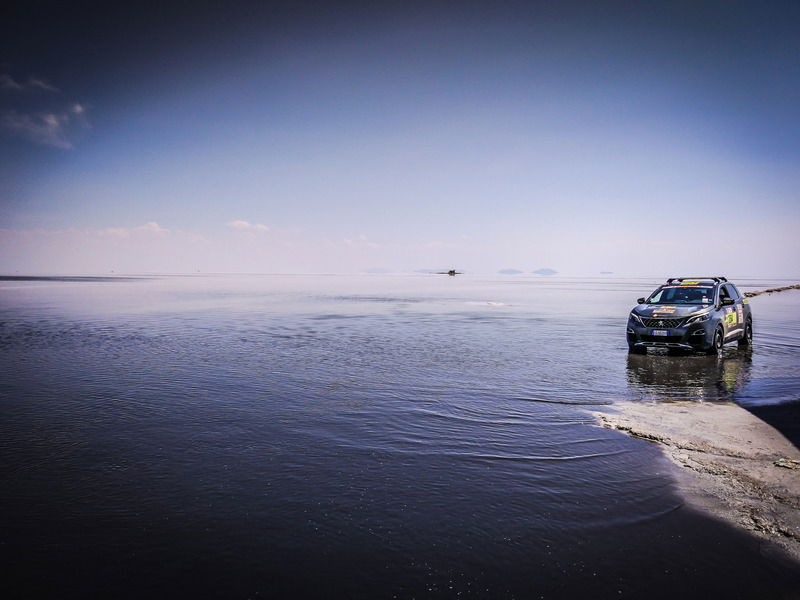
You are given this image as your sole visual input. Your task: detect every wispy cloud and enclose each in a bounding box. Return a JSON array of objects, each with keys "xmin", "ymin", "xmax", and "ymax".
[
  {"xmin": 0, "ymin": 103, "xmax": 89, "ymax": 149},
  {"xmin": 137, "ymin": 221, "xmax": 169, "ymax": 234},
  {"xmin": 0, "ymin": 74, "xmax": 60, "ymax": 93},
  {"xmin": 1, "ymin": 72, "xmax": 87, "ymax": 149},
  {"xmin": 227, "ymin": 220, "xmax": 270, "ymax": 232},
  {"xmin": 98, "ymin": 222, "xmax": 170, "ymax": 238}
]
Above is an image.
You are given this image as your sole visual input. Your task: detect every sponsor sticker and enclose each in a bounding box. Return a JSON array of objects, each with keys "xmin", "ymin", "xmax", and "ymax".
[
  {"xmin": 737, "ymin": 304, "xmax": 743, "ymax": 322},
  {"xmin": 681, "ymin": 281, "xmax": 700, "ymax": 285},
  {"xmin": 653, "ymin": 307, "xmax": 676, "ymax": 314},
  {"xmin": 664, "ymin": 285, "xmax": 712, "ymax": 289}
]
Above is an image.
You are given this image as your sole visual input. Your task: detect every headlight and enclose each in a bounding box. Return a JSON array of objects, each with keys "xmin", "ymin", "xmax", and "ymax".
[
  {"xmin": 685, "ymin": 312, "xmax": 711, "ymax": 325},
  {"xmin": 629, "ymin": 311, "xmax": 643, "ymax": 325}
]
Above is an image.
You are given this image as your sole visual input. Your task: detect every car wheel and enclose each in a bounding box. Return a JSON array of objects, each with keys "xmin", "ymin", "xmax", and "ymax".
[
  {"xmin": 707, "ymin": 328, "xmax": 724, "ymax": 355},
  {"xmin": 738, "ymin": 319, "xmax": 753, "ymax": 347}
]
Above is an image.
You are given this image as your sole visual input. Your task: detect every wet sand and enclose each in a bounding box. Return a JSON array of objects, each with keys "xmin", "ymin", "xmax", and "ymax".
[{"xmin": 592, "ymin": 401, "xmax": 800, "ymax": 560}]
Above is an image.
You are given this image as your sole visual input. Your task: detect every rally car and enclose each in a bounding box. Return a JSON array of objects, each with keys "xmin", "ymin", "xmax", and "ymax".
[{"xmin": 627, "ymin": 277, "xmax": 753, "ymax": 354}]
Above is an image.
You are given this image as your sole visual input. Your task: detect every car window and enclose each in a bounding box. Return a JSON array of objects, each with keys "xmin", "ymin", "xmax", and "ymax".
[
  {"xmin": 719, "ymin": 286, "xmax": 730, "ymax": 300},
  {"xmin": 725, "ymin": 284, "xmax": 740, "ymax": 300},
  {"xmin": 648, "ymin": 285, "xmax": 714, "ymax": 305}
]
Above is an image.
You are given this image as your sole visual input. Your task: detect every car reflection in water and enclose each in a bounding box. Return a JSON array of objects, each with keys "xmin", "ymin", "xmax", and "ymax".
[{"xmin": 626, "ymin": 348, "xmax": 753, "ymax": 402}]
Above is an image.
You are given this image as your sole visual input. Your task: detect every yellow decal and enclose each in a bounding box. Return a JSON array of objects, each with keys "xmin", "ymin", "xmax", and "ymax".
[
  {"xmin": 743, "ymin": 298, "xmax": 749, "ymax": 304},
  {"xmin": 681, "ymin": 280, "xmax": 700, "ymax": 285},
  {"xmin": 724, "ymin": 309, "xmax": 737, "ymax": 326}
]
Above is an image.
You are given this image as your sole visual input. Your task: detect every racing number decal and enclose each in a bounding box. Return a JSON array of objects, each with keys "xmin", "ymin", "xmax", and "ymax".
[{"xmin": 724, "ymin": 307, "xmax": 737, "ymax": 327}]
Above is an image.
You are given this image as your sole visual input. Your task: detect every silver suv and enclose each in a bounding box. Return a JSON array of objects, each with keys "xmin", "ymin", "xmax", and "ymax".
[{"xmin": 627, "ymin": 277, "xmax": 753, "ymax": 354}]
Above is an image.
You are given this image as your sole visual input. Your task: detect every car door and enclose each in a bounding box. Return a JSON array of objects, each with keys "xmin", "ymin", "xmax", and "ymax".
[
  {"xmin": 719, "ymin": 284, "xmax": 744, "ymax": 340},
  {"xmin": 727, "ymin": 284, "xmax": 746, "ymax": 337},
  {"xmin": 731, "ymin": 284, "xmax": 751, "ymax": 325}
]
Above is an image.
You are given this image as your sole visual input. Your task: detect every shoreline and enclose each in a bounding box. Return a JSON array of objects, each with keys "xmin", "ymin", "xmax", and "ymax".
[
  {"xmin": 744, "ymin": 284, "xmax": 800, "ymax": 297},
  {"xmin": 592, "ymin": 401, "xmax": 800, "ymax": 561}
]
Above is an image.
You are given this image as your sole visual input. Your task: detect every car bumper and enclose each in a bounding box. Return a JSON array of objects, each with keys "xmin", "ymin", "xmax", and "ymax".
[{"xmin": 627, "ymin": 321, "xmax": 714, "ymax": 350}]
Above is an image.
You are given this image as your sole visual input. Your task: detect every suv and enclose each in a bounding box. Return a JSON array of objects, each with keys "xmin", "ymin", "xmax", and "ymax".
[{"xmin": 627, "ymin": 277, "xmax": 753, "ymax": 354}]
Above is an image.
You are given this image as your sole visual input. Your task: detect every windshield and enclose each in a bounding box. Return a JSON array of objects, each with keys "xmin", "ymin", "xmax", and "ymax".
[{"xmin": 647, "ymin": 285, "xmax": 714, "ymax": 305}]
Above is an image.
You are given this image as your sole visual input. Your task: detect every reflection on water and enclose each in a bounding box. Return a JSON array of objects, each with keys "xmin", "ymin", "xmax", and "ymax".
[
  {"xmin": 626, "ymin": 349, "xmax": 753, "ymax": 402},
  {"xmin": 1, "ymin": 275, "xmax": 799, "ymax": 598}
]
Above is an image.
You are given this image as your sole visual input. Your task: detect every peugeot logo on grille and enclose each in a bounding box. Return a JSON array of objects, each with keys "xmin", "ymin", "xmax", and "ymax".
[{"xmin": 658, "ymin": 320, "xmax": 664, "ymax": 327}]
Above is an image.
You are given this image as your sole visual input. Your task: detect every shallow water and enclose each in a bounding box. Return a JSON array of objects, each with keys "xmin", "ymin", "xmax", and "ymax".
[{"xmin": 1, "ymin": 274, "xmax": 799, "ymax": 598}]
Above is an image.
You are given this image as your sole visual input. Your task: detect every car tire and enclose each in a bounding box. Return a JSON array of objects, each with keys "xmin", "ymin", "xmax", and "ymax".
[
  {"xmin": 738, "ymin": 319, "xmax": 753, "ymax": 347},
  {"xmin": 707, "ymin": 328, "xmax": 724, "ymax": 355}
]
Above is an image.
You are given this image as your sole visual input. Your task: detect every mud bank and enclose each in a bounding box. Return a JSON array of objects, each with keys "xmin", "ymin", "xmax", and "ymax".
[
  {"xmin": 592, "ymin": 401, "xmax": 800, "ymax": 560},
  {"xmin": 744, "ymin": 284, "xmax": 800, "ymax": 297}
]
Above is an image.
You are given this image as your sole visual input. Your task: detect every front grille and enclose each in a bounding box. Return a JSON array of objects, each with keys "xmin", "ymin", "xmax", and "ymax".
[{"xmin": 642, "ymin": 317, "xmax": 683, "ymax": 328}]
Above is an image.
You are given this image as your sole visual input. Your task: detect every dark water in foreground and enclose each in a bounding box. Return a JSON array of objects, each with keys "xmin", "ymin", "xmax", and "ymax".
[{"xmin": 1, "ymin": 275, "xmax": 799, "ymax": 599}]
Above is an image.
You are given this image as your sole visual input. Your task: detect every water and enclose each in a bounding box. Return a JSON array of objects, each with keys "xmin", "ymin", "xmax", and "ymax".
[{"xmin": 1, "ymin": 274, "xmax": 799, "ymax": 599}]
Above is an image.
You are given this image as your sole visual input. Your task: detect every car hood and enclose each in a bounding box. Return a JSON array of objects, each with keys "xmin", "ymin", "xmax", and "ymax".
[{"xmin": 632, "ymin": 304, "xmax": 711, "ymax": 318}]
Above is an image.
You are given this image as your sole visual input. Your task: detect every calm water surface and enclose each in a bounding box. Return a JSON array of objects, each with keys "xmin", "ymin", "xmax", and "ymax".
[{"xmin": 1, "ymin": 275, "xmax": 799, "ymax": 599}]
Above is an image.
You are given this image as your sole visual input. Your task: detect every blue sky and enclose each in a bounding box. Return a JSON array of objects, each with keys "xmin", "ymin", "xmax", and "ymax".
[{"xmin": 1, "ymin": 1, "xmax": 798, "ymax": 275}]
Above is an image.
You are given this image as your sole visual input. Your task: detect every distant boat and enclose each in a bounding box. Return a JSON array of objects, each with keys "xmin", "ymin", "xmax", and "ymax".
[{"xmin": 436, "ymin": 269, "xmax": 462, "ymax": 276}]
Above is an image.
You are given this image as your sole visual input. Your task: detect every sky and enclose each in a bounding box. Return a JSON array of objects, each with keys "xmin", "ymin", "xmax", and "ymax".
[{"xmin": 1, "ymin": 0, "xmax": 799, "ymax": 276}]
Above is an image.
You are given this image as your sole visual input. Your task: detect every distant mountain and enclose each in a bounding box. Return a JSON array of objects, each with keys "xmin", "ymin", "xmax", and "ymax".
[
  {"xmin": 498, "ymin": 269, "xmax": 524, "ymax": 275},
  {"xmin": 532, "ymin": 268, "xmax": 558, "ymax": 276}
]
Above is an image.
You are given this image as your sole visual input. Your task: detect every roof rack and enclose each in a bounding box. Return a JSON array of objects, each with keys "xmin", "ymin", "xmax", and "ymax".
[{"xmin": 666, "ymin": 277, "xmax": 727, "ymax": 284}]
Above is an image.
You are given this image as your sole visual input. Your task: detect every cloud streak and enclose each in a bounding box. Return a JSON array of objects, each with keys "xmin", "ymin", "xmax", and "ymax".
[
  {"xmin": 0, "ymin": 74, "xmax": 60, "ymax": 93},
  {"xmin": 227, "ymin": 220, "xmax": 270, "ymax": 232},
  {"xmin": 1, "ymin": 73, "xmax": 87, "ymax": 148},
  {"xmin": 98, "ymin": 222, "xmax": 171, "ymax": 238},
  {"xmin": 0, "ymin": 103, "xmax": 89, "ymax": 149},
  {"xmin": 137, "ymin": 221, "xmax": 169, "ymax": 234}
]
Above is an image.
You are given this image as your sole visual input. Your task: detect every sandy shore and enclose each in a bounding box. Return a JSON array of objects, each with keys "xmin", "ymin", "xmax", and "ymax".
[{"xmin": 592, "ymin": 401, "xmax": 800, "ymax": 560}]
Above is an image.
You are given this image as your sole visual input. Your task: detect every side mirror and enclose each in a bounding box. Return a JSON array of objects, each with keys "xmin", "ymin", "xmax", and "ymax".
[
  {"xmin": 721, "ymin": 298, "xmax": 735, "ymax": 306},
  {"xmin": 637, "ymin": 297, "xmax": 646, "ymax": 304}
]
